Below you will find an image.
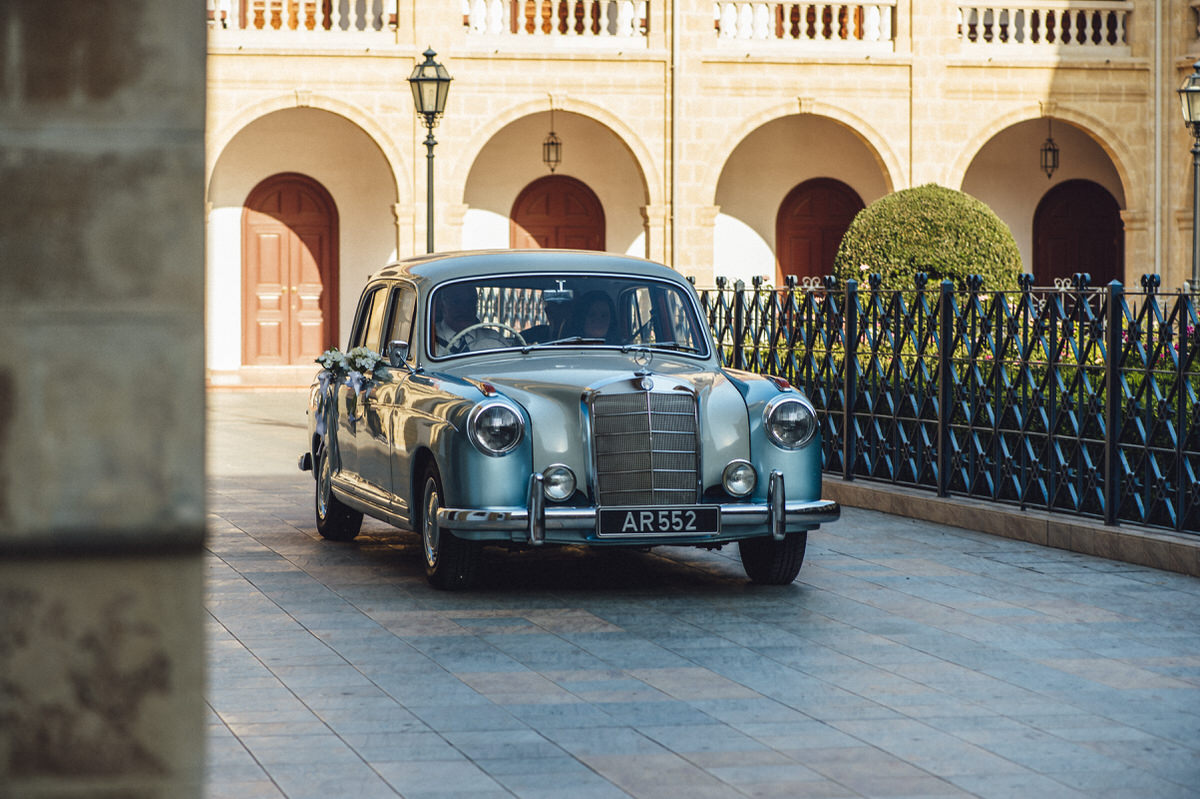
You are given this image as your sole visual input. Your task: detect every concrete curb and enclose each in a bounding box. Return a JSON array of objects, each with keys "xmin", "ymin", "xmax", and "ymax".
[{"xmin": 823, "ymin": 478, "xmax": 1200, "ymax": 577}]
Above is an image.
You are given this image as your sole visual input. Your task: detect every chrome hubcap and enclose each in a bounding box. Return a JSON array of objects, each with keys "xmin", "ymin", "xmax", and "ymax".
[
  {"xmin": 422, "ymin": 479, "xmax": 440, "ymax": 569},
  {"xmin": 317, "ymin": 450, "xmax": 331, "ymax": 518}
]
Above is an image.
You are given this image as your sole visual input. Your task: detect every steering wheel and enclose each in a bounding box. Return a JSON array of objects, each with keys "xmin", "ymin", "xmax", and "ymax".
[{"xmin": 446, "ymin": 322, "xmax": 527, "ymax": 352}]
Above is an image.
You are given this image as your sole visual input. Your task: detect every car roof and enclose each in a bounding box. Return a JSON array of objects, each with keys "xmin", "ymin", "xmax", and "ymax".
[{"xmin": 369, "ymin": 249, "xmax": 690, "ymax": 288}]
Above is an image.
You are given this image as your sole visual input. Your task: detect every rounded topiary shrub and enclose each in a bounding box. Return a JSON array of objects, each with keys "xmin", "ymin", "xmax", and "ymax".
[{"xmin": 833, "ymin": 184, "xmax": 1022, "ymax": 291}]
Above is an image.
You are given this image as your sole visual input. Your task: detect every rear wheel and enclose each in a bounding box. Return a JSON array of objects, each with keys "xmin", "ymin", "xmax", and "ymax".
[
  {"xmin": 739, "ymin": 532, "xmax": 807, "ymax": 584},
  {"xmin": 315, "ymin": 444, "xmax": 362, "ymax": 541},
  {"xmin": 419, "ymin": 464, "xmax": 481, "ymax": 590}
]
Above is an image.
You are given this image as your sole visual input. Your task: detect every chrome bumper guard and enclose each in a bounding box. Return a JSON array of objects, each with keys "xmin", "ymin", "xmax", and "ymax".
[{"xmin": 436, "ymin": 469, "xmax": 840, "ymax": 545}]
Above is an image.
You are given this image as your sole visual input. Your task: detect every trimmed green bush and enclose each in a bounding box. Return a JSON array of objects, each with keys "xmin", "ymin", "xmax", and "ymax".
[{"xmin": 833, "ymin": 184, "xmax": 1022, "ymax": 291}]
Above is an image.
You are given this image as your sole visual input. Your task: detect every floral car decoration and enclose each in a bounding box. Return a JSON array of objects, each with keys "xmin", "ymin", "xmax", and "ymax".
[
  {"xmin": 300, "ymin": 250, "xmax": 839, "ymax": 590},
  {"xmin": 313, "ymin": 346, "xmax": 383, "ymax": 433}
]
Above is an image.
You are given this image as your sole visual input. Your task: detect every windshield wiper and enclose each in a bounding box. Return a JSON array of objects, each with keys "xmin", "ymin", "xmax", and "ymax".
[
  {"xmin": 622, "ymin": 341, "xmax": 701, "ymax": 353},
  {"xmin": 521, "ymin": 336, "xmax": 606, "ymax": 353}
]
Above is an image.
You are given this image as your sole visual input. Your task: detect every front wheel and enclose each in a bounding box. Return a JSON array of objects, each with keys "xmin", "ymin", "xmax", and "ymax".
[
  {"xmin": 419, "ymin": 465, "xmax": 481, "ymax": 590},
  {"xmin": 739, "ymin": 532, "xmax": 807, "ymax": 585},
  {"xmin": 315, "ymin": 444, "xmax": 362, "ymax": 541}
]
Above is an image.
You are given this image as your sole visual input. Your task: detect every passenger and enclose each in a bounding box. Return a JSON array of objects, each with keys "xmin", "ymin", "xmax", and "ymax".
[{"xmin": 572, "ymin": 291, "xmax": 617, "ymax": 343}]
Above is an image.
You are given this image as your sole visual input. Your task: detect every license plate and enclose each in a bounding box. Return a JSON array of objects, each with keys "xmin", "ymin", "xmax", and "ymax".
[{"xmin": 596, "ymin": 506, "xmax": 720, "ymax": 537}]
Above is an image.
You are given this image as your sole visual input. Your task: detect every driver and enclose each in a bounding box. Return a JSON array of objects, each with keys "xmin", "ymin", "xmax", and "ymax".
[{"xmin": 433, "ymin": 283, "xmax": 508, "ymax": 355}]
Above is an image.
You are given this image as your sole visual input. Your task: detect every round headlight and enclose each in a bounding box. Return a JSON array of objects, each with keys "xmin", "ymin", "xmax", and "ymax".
[
  {"xmin": 541, "ymin": 464, "xmax": 577, "ymax": 501},
  {"xmin": 722, "ymin": 460, "xmax": 757, "ymax": 498},
  {"xmin": 468, "ymin": 402, "xmax": 524, "ymax": 456},
  {"xmin": 764, "ymin": 395, "xmax": 817, "ymax": 449}
]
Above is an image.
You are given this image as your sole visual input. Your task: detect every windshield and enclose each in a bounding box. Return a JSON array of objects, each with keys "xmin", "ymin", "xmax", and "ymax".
[{"xmin": 428, "ymin": 273, "xmax": 709, "ymax": 359}]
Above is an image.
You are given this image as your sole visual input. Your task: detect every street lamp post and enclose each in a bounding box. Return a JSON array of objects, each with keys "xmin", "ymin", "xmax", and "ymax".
[
  {"xmin": 1179, "ymin": 60, "xmax": 1200, "ymax": 293},
  {"xmin": 408, "ymin": 48, "xmax": 452, "ymax": 254}
]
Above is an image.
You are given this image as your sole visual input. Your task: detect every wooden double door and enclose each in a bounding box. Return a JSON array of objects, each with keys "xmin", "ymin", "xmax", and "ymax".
[
  {"xmin": 510, "ymin": 175, "xmax": 605, "ymax": 250},
  {"xmin": 1033, "ymin": 179, "xmax": 1123, "ymax": 286},
  {"xmin": 242, "ymin": 173, "xmax": 338, "ymax": 365},
  {"xmin": 776, "ymin": 178, "xmax": 864, "ymax": 285}
]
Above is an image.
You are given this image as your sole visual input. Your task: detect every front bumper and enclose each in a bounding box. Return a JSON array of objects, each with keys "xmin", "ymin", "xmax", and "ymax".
[{"xmin": 437, "ymin": 470, "xmax": 840, "ymax": 546}]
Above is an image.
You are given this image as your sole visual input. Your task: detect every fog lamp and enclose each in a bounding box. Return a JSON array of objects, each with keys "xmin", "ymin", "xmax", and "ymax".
[
  {"xmin": 722, "ymin": 460, "xmax": 757, "ymax": 498},
  {"xmin": 541, "ymin": 464, "xmax": 576, "ymax": 501}
]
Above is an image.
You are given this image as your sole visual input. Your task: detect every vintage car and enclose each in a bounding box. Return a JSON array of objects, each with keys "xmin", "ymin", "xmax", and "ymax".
[{"xmin": 300, "ymin": 250, "xmax": 839, "ymax": 589}]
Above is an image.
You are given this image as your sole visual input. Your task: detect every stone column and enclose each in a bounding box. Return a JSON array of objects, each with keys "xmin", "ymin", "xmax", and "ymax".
[
  {"xmin": 0, "ymin": 3, "xmax": 206, "ymax": 797},
  {"xmin": 640, "ymin": 204, "xmax": 670, "ymax": 263}
]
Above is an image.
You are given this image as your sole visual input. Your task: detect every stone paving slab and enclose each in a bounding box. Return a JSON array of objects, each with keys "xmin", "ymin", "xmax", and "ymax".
[{"xmin": 205, "ymin": 390, "xmax": 1200, "ymax": 798}]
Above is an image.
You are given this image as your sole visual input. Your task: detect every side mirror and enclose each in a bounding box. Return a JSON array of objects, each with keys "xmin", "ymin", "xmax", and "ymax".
[{"xmin": 387, "ymin": 339, "xmax": 410, "ymax": 370}]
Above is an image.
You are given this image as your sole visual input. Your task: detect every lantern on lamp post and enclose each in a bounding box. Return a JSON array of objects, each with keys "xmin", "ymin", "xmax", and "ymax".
[
  {"xmin": 408, "ymin": 48, "xmax": 452, "ymax": 253},
  {"xmin": 1178, "ymin": 60, "xmax": 1200, "ymax": 292}
]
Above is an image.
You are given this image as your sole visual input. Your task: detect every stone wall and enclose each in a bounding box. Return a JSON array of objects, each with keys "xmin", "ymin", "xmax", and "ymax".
[{"xmin": 0, "ymin": 2, "xmax": 206, "ymax": 796}]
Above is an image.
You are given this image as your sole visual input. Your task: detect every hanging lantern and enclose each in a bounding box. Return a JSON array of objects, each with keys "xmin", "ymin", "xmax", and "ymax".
[
  {"xmin": 542, "ymin": 101, "xmax": 561, "ymax": 173},
  {"xmin": 1040, "ymin": 118, "xmax": 1059, "ymax": 179}
]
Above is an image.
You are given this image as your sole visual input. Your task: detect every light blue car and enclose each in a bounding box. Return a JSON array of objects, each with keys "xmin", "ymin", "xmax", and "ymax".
[{"xmin": 301, "ymin": 250, "xmax": 839, "ymax": 589}]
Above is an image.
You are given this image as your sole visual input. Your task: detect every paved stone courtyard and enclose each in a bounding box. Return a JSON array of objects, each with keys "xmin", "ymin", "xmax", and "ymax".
[{"xmin": 205, "ymin": 390, "xmax": 1200, "ymax": 798}]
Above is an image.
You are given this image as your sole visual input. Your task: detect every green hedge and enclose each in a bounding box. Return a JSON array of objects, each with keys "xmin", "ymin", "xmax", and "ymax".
[{"xmin": 833, "ymin": 184, "xmax": 1022, "ymax": 291}]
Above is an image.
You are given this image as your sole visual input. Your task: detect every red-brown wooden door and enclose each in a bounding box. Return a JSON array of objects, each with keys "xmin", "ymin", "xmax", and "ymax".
[
  {"xmin": 775, "ymin": 178, "xmax": 864, "ymax": 284},
  {"xmin": 242, "ymin": 173, "xmax": 338, "ymax": 365},
  {"xmin": 510, "ymin": 175, "xmax": 605, "ymax": 250},
  {"xmin": 1033, "ymin": 179, "xmax": 1124, "ymax": 286}
]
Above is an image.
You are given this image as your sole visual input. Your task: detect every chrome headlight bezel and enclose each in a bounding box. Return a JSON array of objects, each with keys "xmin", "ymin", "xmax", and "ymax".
[
  {"xmin": 467, "ymin": 401, "xmax": 525, "ymax": 456},
  {"xmin": 763, "ymin": 394, "xmax": 818, "ymax": 450},
  {"xmin": 541, "ymin": 464, "xmax": 577, "ymax": 501},
  {"xmin": 722, "ymin": 459, "xmax": 757, "ymax": 498}
]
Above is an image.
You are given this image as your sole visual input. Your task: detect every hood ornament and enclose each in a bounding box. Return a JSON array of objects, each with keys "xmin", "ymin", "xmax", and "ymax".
[
  {"xmin": 630, "ymin": 347, "xmax": 653, "ymax": 390},
  {"xmin": 631, "ymin": 347, "xmax": 652, "ymax": 375}
]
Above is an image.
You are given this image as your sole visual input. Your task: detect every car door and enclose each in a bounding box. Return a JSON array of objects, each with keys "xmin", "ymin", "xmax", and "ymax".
[
  {"xmin": 357, "ymin": 284, "xmax": 417, "ymax": 507},
  {"xmin": 337, "ymin": 284, "xmax": 389, "ymax": 485}
]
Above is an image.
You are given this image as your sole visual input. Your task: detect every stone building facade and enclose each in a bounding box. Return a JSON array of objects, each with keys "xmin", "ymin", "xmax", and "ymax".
[{"xmin": 206, "ymin": 0, "xmax": 1200, "ymax": 384}]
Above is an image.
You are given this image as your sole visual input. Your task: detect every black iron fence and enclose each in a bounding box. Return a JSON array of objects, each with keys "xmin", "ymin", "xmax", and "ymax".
[{"xmin": 698, "ymin": 273, "xmax": 1200, "ymax": 534}]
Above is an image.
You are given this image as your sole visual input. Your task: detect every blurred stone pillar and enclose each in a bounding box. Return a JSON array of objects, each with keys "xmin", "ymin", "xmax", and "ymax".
[{"xmin": 0, "ymin": 2, "xmax": 206, "ymax": 797}]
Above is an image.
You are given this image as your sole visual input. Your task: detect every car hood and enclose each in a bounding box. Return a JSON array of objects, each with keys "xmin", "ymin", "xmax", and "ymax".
[{"xmin": 440, "ymin": 351, "xmax": 752, "ymax": 485}]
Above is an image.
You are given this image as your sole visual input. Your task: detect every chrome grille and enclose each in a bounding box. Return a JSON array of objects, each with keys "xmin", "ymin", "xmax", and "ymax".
[{"xmin": 590, "ymin": 391, "xmax": 699, "ymax": 505}]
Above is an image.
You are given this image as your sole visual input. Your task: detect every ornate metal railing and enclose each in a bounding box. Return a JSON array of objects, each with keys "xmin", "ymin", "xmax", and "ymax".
[{"xmin": 699, "ymin": 273, "xmax": 1200, "ymax": 534}]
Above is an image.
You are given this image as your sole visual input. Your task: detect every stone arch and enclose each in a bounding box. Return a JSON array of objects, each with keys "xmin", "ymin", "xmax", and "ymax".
[
  {"xmin": 449, "ymin": 97, "xmax": 660, "ymax": 208},
  {"xmin": 947, "ymin": 104, "xmax": 1134, "ymax": 203},
  {"xmin": 206, "ymin": 93, "xmax": 406, "ymax": 204},
  {"xmin": 702, "ymin": 100, "xmax": 901, "ymax": 204}
]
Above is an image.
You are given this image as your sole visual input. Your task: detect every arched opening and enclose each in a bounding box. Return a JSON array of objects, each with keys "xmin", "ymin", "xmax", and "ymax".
[
  {"xmin": 242, "ymin": 172, "xmax": 339, "ymax": 365},
  {"xmin": 510, "ymin": 175, "xmax": 605, "ymax": 250},
  {"xmin": 1033, "ymin": 179, "xmax": 1124, "ymax": 286},
  {"xmin": 714, "ymin": 114, "xmax": 887, "ymax": 286},
  {"xmin": 775, "ymin": 178, "xmax": 864, "ymax": 284}
]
